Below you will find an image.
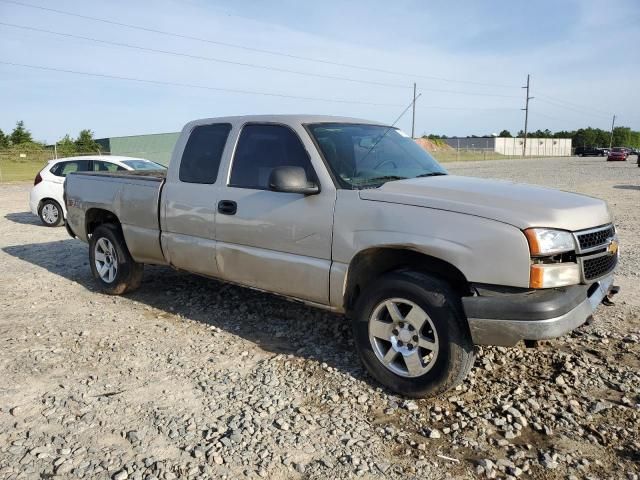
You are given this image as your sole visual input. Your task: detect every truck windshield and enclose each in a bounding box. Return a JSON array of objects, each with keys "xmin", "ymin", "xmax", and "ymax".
[{"xmin": 307, "ymin": 123, "xmax": 447, "ymax": 189}]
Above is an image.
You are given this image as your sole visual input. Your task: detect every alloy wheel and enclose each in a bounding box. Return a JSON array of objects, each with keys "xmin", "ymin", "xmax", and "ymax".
[{"xmin": 368, "ymin": 298, "xmax": 439, "ymax": 378}]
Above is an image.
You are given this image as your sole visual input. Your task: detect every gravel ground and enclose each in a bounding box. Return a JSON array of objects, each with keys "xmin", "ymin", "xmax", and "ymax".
[{"xmin": 0, "ymin": 156, "xmax": 638, "ymax": 480}]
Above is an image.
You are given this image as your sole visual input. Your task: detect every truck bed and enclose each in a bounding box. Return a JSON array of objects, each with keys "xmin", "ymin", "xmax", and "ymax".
[
  {"xmin": 65, "ymin": 170, "xmax": 167, "ymax": 265},
  {"xmin": 74, "ymin": 170, "xmax": 167, "ymax": 181}
]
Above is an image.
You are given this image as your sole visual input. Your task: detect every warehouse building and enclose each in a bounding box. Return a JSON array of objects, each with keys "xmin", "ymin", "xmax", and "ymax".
[
  {"xmin": 95, "ymin": 132, "xmax": 179, "ymax": 166},
  {"xmin": 444, "ymin": 137, "xmax": 572, "ymax": 156}
]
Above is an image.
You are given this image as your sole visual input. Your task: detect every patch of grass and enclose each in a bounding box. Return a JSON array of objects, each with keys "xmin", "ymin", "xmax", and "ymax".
[{"xmin": 0, "ymin": 153, "xmax": 52, "ymax": 183}]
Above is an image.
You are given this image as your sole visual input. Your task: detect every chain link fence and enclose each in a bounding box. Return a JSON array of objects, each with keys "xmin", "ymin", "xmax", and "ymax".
[{"xmin": 0, "ymin": 150, "xmax": 170, "ymax": 182}]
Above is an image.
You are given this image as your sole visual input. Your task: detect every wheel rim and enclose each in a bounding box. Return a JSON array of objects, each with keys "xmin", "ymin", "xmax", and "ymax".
[
  {"xmin": 368, "ymin": 298, "xmax": 439, "ymax": 378},
  {"xmin": 41, "ymin": 203, "xmax": 59, "ymax": 224},
  {"xmin": 94, "ymin": 237, "xmax": 118, "ymax": 283}
]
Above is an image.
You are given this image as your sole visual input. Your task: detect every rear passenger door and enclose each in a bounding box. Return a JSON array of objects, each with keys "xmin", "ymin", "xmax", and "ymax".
[{"xmin": 161, "ymin": 123, "xmax": 232, "ymax": 276}]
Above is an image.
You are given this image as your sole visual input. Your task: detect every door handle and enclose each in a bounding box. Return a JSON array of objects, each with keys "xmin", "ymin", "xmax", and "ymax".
[{"xmin": 218, "ymin": 200, "xmax": 237, "ymax": 215}]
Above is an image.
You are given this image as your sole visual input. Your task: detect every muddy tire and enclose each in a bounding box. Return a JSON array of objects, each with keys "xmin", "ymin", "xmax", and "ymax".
[
  {"xmin": 352, "ymin": 271, "xmax": 475, "ymax": 398},
  {"xmin": 89, "ymin": 224, "xmax": 143, "ymax": 295}
]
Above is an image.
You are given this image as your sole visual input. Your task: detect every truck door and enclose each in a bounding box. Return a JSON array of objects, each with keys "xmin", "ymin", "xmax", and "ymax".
[
  {"xmin": 161, "ymin": 123, "xmax": 232, "ymax": 276},
  {"xmin": 215, "ymin": 123, "xmax": 336, "ymax": 304}
]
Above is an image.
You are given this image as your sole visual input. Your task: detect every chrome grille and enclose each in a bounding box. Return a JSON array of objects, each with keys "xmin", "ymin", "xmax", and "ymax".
[
  {"xmin": 573, "ymin": 223, "xmax": 618, "ymax": 282},
  {"xmin": 582, "ymin": 253, "xmax": 617, "ymax": 281},
  {"xmin": 575, "ymin": 224, "xmax": 615, "ymax": 251}
]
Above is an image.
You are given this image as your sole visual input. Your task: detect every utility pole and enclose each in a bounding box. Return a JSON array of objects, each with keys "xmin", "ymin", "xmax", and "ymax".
[
  {"xmin": 608, "ymin": 114, "xmax": 616, "ymax": 149},
  {"xmin": 411, "ymin": 83, "xmax": 417, "ymax": 138},
  {"xmin": 521, "ymin": 74, "xmax": 533, "ymax": 157}
]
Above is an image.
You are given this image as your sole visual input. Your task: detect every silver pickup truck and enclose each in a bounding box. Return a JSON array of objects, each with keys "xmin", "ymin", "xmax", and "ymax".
[{"xmin": 65, "ymin": 115, "xmax": 619, "ymax": 397}]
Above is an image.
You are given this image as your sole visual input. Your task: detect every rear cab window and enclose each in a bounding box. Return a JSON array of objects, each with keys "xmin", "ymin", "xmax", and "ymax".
[{"xmin": 179, "ymin": 123, "xmax": 232, "ymax": 184}]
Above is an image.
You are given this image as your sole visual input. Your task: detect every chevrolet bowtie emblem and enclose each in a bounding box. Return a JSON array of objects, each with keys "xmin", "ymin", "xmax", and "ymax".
[{"xmin": 608, "ymin": 239, "xmax": 619, "ymax": 256}]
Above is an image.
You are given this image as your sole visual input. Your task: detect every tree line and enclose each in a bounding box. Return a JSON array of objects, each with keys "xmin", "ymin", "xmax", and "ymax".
[
  {"xmin": 425, "ymin": 126, "xmax": 640, "ymax": 148},
  {"xmin": 0, "ymin": 120, "xmax": 101, "ymax": 156}
]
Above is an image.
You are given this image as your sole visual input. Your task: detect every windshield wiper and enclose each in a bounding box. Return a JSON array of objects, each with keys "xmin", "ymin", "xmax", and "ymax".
[
  {"xmin": 415, "ymin": 172, "xmax": 447, "ymax": 178},
  {"xmin": 354, "ymin": 175, "xmax": 407, "ymax": 189},
  {"xmin": 363, "ymin": 175, "xmax": 407, "ymax": 183}
]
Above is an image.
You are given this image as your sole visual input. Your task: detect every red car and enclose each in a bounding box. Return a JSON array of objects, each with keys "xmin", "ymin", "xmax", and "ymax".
[{"xmin": 607, "ymin": 148, "xmax": 628, "ymax": 161}]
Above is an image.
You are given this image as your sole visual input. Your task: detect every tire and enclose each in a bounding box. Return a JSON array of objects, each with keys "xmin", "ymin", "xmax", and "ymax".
[
  {"xmin": 352, "ymin": 271, "xmax": 475, "ymax": 398},
  {"xmin": 38, "ymin": 199, "xmax": 63, "ymax": 227},
  {"xmin": 89, "ymin": 224, "xmax": 143, "ymax": 295}
]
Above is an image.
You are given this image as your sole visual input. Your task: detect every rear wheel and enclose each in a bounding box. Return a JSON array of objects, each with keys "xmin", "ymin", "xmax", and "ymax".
[
  {"xmin": 38, "ymin": 199, "xmax": 63, "ymax": 227},
  {"xmin": 89, "ymin": 224, "xmax": 143, "ymax": 295},
  {"xmin": 352, "ymin": 271, "xmax": 475, "ymax": 398}
]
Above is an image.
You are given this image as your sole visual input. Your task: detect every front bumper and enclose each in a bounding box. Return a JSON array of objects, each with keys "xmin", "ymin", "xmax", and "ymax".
[{"xmin": 463, "ymin": 275, "xmax": 614, "ymax": 347}]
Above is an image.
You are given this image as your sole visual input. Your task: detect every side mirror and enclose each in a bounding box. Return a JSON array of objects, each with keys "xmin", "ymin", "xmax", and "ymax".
[{"xmin": 268, "ymin": 166, "xmax": 320, "ymax": 195}]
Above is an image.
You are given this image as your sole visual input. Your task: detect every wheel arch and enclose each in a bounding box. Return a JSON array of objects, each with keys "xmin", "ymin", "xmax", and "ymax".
[
  {"xmin": 343, "ymin": 247, "xmax": 471, "ymax": 314},
  {"xmin": 85, "ymin": 208, "xmax": 122, "ymax": 237},
  {"xmin": 38, "ymin": 197, "xmax": 63, "ymax": 213}
]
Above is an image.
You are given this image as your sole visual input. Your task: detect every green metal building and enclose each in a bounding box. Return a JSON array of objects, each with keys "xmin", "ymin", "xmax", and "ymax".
[{"xmin": 95, "ymin": 132, "xmax": 179, "ymax": 166}]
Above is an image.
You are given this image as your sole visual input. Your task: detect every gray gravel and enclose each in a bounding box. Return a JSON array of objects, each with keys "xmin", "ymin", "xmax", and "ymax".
[{"xmin": 0, "ymin": 156, "xmax": 639, "ymax": 479}]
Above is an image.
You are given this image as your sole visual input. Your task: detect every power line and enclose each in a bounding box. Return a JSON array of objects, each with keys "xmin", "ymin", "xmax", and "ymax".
[
  {"xmin": 536, "ymin": 97, "xmax": 611, "ymax": 119},
  {"xmin": 0, "ymin": 22, "xmax": 523, "ymax": 99},
  {"xmin": 537, "ymin": 93, "xmax": 611, "ymax": 117},
  {"xmin": 0, "ymin": 61, "xmax": 405, "ymax": 106},
  {"xmin": 0, "ymin": 0, "xmax": 521, "ymax": 90},
  {"xmin": 0, "ymin": 22, "xmax": 410, "ymax": 90},
  {"xmin": 0, "ymin": 60, "xmax": 524, "ymax": 112}
]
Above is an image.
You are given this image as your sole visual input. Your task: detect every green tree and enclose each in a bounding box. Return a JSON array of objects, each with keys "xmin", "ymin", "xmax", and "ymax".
[
  {"xmin": 56, "ymin": 134, "xmax": 77, "ymax": 157},
  {"xmin": 10, "ymin": 120, "xmax": 33, "ymax": 145},
  {"xmin": 0, "ymin": 128, "xmax": 8, "ymax": 148},
  {"xmin": 499, "ymin": 130, "xmax": 512, "ymax": 137},
  {"xmin": 75, "ymin": 129, "xmax": 99, "ymax": 153},
  {"xmin": 611, "ymin": 126, "xmax": 631, "ymax": 147}
]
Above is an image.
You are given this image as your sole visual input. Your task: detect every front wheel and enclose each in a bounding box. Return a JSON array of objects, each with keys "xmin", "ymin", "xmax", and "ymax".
[
  {"xmin": 89, "ymin": 224, "xmax": 143, "ymax": 295},
  {"xmin": 352, "ymin": 271, "xmax": 475, "ymax": 398}
]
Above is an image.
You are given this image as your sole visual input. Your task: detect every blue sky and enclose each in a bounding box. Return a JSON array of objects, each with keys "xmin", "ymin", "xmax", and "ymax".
[{"xmin": 0, "ymin": 0, "xmax": 638, "ymax": 143}]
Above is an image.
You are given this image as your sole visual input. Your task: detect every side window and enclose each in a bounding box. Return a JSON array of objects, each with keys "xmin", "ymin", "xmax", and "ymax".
[
  {"xmin": 50, "ymin": 162, "xmax": 66, "ymax": 177},
  {"xmin": 230, "ymin": 124, "xmax": 315, "ymax": 189},
  {"xmin": 179, "ymin": 123, "xmax": 232, "ymax": 184},
  {"xmin": 93, "ymin": 161, "xmax": 122, "ymax": 172},
  {"xmin": 51, "ymin": 160, "xmax": 91, "ymax": 177}
]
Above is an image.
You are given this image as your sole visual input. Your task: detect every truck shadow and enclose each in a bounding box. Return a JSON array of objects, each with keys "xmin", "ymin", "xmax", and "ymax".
[
  {"xmin": 2, "ymin": 239, "xmax": 375, "ymax": 389},
  {"xmin": 4, "ymin": 211, "xmax": 43, "ymax": 225}
]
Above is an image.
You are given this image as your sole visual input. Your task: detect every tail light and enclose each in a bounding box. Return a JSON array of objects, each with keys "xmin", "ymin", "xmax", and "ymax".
[{"xmin": 34, "ymin": 173, "xmax": 43, "ymax": 186}]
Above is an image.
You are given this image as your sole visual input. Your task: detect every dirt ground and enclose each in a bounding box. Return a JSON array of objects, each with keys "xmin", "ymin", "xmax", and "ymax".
[{"xmin": 0, "ymin": 156, "xmax": 638, "ymax": 480}]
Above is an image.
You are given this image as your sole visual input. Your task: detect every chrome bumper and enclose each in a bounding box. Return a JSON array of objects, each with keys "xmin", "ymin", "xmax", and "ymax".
[{"xmin": 467, "ymin": 275, "xmax": 614, "ymax": 347}]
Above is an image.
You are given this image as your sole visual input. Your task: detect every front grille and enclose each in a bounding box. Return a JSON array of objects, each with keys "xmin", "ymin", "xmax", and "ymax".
[
  {"xmin": 576, "ymin": 225, "xmax": 615, "ymax": 251},
  {"xmin": 583, "ymin": 254, "xmax": 617, "ymax": 281}
]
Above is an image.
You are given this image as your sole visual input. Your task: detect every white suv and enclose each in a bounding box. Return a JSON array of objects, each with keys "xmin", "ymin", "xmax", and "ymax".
[{"xmin": 30, "ymin": 155, "xmax": 165, "ymax": 226}]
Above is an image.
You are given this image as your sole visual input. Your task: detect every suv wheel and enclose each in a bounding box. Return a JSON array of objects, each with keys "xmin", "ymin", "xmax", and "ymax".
[
  {"xmin": 38, "ymin": 199, "xmax": 63, "ymax": 227},
  {"xmin": 352, "ymin": 271, "xmax": 475, "ymax": 398},
  {"xmin": 89, "ymin": 224, "xmax": 143, "ymax": 295}
]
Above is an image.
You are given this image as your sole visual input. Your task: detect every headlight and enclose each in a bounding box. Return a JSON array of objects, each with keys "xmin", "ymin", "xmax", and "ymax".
[
  {"xmin": 530, "ymin": 263, "xmax": 580, "ymax": 288},
  {"xmin": 524, "ymin": 228, "xmax": 575, "ymax": 256}
]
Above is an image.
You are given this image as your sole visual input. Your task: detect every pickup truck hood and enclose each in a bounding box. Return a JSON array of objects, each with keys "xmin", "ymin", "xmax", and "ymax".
[{"xmin": 359, "ymin": 175, "xmax": 611, "ymax": 231}]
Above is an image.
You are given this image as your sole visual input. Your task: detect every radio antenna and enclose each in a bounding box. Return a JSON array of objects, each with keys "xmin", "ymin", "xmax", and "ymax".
[{"xmin": 358, "ymin": 92, "xmax": 422, "ymax": 168}]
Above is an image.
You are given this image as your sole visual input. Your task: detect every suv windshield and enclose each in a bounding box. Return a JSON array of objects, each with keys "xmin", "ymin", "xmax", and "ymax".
[
  {"xmin": 122, "ymin": 159, "xmax": 166, "ymax": 170},
  {"xmin": 307, "ymin": 123, "xmax": 447, "ymax": 188}
]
